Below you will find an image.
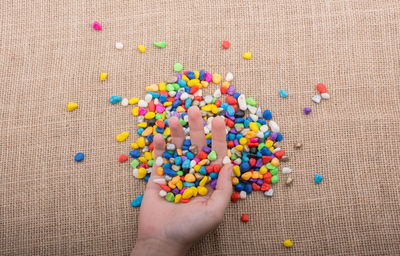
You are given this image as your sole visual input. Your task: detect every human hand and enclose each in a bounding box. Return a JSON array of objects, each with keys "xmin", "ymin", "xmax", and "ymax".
[{"xmin": 132, "ymin": 106, "xmax": 233, "ymax": 256}]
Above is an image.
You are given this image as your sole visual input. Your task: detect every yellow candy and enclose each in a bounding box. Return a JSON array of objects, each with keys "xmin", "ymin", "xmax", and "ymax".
[
  {"xmin": 144, "ymin": 152, "xmax": 152, "ymax": 161},
  {"xmin": 232, "ymin": 177, "xmax": 239, "ymax": 185},
  {"xmin": 138, "ymin": 45, "xmax": 146, "ymax": 53},
  {"xmin": 159, "ymin": 82, "xmax": 166, "ymax": 91},
  {"xmin": 201, "ymin": 81, "xmax": 209, "ymax": 88},
  {"xmin": 265, "ymin": 140, "xmax": 274, "ymax": 148},
  {"xmin": 138, "ymin": 156, "xmax": 147, "ymax": 163},
  {"xmin": 233, "ymin": 165, "xmax": 241, "ymax": 177},
  {"xmin": 176, "ymin": 148, "xmax": 183, "ymax": 156},
  {"xmin": 168, "ymin": 181, "xmax": 176, "ymax": 189},
  {"xmin": 171, "ymin": 176, "xmax": 180, "ymax": 184},
  {"xmin": 249, "ymin": 122, "xmax": 259, "ymax": 132},
  {"xmin": 163, "ymin": 102, "xmax": 172, "ymax": 107},
  {"xmin": 156, "ymin": 167, "xmax": 164, "ymax": 176},
  {"xmin": 188, "ymin": 79, "xmax": 200, "ymax": 87},
  {"xmin": 211, "ymin": 104, "xmax": 219, "ymax": 114},
  {"xmin": 205, "ymin": 133, "xmax": 212, "ymax": 139},
  {"xmin": 241, "ymin": 172, "xmax": 252, "ymax": 181},
  {"xmin": 176, "ymin": 106, "xmax": 186, "ymax": 112},
  {"xmin": 283, "ymin": 240, "xmax": 293, "ymax": 248},
  {"xmin": 138, "ymin": 168, "xmax": 147, "ymax": 179},
  {"xmin": 153, "ymin": 125, "xmax": 158, "ymax": 135},
  {"xmin": 174, "ymin": 194, "xmax": 182, "ymax": 203},
  {"xmin": 161, "ymin": 112, "xmax": 166, "ymax": 120},
  {"xmin": 243, "ymin": 52, "xmax": 252, "ymax": 59},
  {"xmin": 185, "ymin": 173, "xmax": 196, "ymax": 182},
  {"xmin": 227, "ymin": 150, "xmax": 232, "ymax": 158},
  {"xmin": 271, "ymin": 157, "xmax": 279, "ymax": 167},
  {"xmin": 268, "ymin": 147, "xmax": 274, "ymax": 152},
  {"xmin": 129, "ymin": 97, "xmax": 139, "ymax": 105},
  {"xmin": 212, "ymin": 73, "xmax": 222, "ymax": 84},
  {"xmin": 144, "ymin": 112, "xmax": 155, "ymax": 119},
  {"xmin": 131, "ymin": 143, "xmax": 139, "ymax": 149},
  {"xmin": 192, "ymin": 187, "xmax": 198, "ymax": 197},
  {"xmin": 137, "ymin": 137, "xmax": 145, "ymax": 148},
  {"xmin": 146, "ymin": 84, "xmax": 158, "ymax": 92},
  {"xmin": 198, "ymin": 159, "xmax": 208, "ymax": 166},
  {"xmin": 131, "ymin": 107, "xmax": 139, "ymax": 116},
  {"xmin": 182, "ymin": 188, "xmax": 194, "ymax": 199},
  {"xmin": 260, "ymin": 165, "xmax": 268, "ymax": 174},
  {"xmin": 199, "ymin": 176, "xmax": 208, "ymax": 186},
  {"xmin": 67, "ymin": 102, "xmax": 78, "ymax": 112},
  {"xmin": 222, "ymin": 81, "xmax": 230, "ymax": 88},
  {"xmin": 201, "ymin": 104, "xmax": 212, "ymax": 112},
  {"xmin": 197, "ymin": 186, "xmax": 208, "ymax": 196},
  {"xmin": 245, "ymin": 131, "xmax": 256, "ymax": 139},
  {"xmin": 239, "ymin": 137, "xmax": 248, "ymax": 145},
  {"xmin": 252, "ymin": 171, "xmax": 260, "ymax": 179},
  {"xmin": 181, "ymin": 75, "xmax": 189, "ymax": 82},
  {"xmin": 176, "ymin": 180, "xmax": 183, "ymax": 190},
  {"xmin": 100, "ymin": 72, "xmax": 108, "ymax": 81},
  {"xmin": 163, "ymin": 128, "xmax": 171, "ymax": 136},
  {"xmin": 193, "ymin": 70, "xmax": 200, "ymax": 79},
  {"xmin": 141, "ymin": 127, "xmax": 153, "ymax": 137},
  {"xmin": 116, "ymin": 131, "xmax": 129, "ymax": 142},
  {"xmin": 235, "ymin": 145, "xmax": 244, "ymax": 151},
  {"xmin": 194, "ymin": 165, "xmax": 201, "ymax": 172},
  {"xmin": 137, "ymin": 122, "xmax": 147, "ymax": 128}
]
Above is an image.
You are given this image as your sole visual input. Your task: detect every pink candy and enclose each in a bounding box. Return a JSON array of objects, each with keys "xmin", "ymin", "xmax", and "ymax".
[
  {"xmin": 250, "ymin": 138, "xmax": 258, "ymax": 143},
  {"xmin": 156, "ymin": 104, "xmax": 165, "ymax": 113},
  {"xmin": 93, "ymin": 21, "xmax": 102, "ymax": 30},
  {"xmin": 139, "ymin": 107, "xmax": 147, "ymax": 115},
  {"xmin": 205, "ymin": 72, "xmax": 212, "ymax": 82}
]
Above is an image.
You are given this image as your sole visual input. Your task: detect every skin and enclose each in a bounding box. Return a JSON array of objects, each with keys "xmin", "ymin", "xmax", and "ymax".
[{"xmin": 132, "ymin": 106, "xmax": 233, "ymax": 256}]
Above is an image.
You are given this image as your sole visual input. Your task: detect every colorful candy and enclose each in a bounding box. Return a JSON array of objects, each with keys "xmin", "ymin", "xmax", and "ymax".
[
  {"xmin": 67, "ymin": 102, "xmax": 78, "ymax": 112},
  {"xmin": 283, "ymin": 240, "xmax": 293, "ymax": 248},
  {"xmin": 115, "ymin": 42, "xmax": 123, "ymax": 49},
  {"xmin": 304, "ymin": 107, "xmax": 312, "ymax": 115},
  {"xmin": 279, "ymin": 89, "xmax": 288, "ymax": 98},
  {"xmin": 243, "ymin": 52, "xmax": 252, "ymax": 59},
  {"xmin": 315, "ymin": 173, "xmax": 323, "ymax": 184},
  {"xmin": 174, "ymin": 63, "xmax": 183, "ymax": 72},
  {"xmin": 131, "ymin": 194, "xmax": 144, "ymax": 207},
  {"xmin": 241, "ymin": 213, "xmax": 249, "ymax": 222},
  {"xmin": 74, "ymin": 152, "xmax": 84, "ymax": 162},
  {"xmin": 222, "ymin": 40, "xmax": 230, "ymax": 49},
  {"xmin": 93, "ymin": 21, "xmax": 102, "ymax": 30},
  {"xmin": 138, "ymin": 45, "xmax": 146, "ymax": 53},
  {"xmin": 154, "ymin": 41, "xmax": 167, "ymax": 48},
  {"xmin": 100, "ymin": 73, "xmax": 108, "ymax": 81}
]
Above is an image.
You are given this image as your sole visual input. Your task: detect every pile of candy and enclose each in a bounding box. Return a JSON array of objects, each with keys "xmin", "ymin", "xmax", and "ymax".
[{"xmin": 117, "ymin": 69, "xmax": 288, "ymax": 203}]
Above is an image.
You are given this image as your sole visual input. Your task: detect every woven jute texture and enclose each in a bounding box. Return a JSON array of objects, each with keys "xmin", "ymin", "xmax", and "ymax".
[{"xmin": 1, "ymin": 0, "xmax": 400, "ymax": 255}]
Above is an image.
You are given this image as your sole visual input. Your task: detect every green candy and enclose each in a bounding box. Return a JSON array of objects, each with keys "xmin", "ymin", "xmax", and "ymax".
[
  {"xmin": 266, "ymin": 163, "xmax": 274, "ymax": 170},
  {"xmin": 166, "ymin": 84, "xmax": 175, "ymax": 91},
  {"xmin": 179, "ymin": 118, "xmax": 187, "ymax": 126},
  {"xmin": 256, "ymin": 122, "xmax": 261, "ymax": 128},
  {"xmin": 154, "ymin": 41, "xmax": 167, "ymax": 48},
  {"xmin": 148, "ymin": 160, "xmax": 153, "ymax": 167},
  {"xmin": 173, "ymin": 83, "xmax": 180, "ymax": 90},
  {"xmin": 177, "ymin": 170, "xmax": 183, "ymax": 176},
  {"xmin": 130, "ymin": 159, "xmax": 139, "ymax": 169},
  {"xmin": 174, "ymin": 63, "xmax": 183, "ymax": 72},
  {"xmin": 230, "ymin": 154, "xmax": 238, "ymax": 160},
  {"xmin": 207, "ymin": 151, "xmax": 217, "ymax": 161},
  {"xmin": 155, "ymin": 113, "xmax": 163, "ymax": 120},
  {"xmin": 270, "ymin": 167, "xmax": 279, "ymax": 175},
  {"xmin": 246, "ymin": 97, "xmax": 257, "ymax": 106},
  {"xmin": 165, "ymin": 192, "xmax": 175, "ymax": 202},
  {"xmin": 211, "ymin": 97, "xmax": 217, "ymax": 104},
  {"xmin": 258, "ymin": 143, "xmax": 265, "ymax": 151},
  {"xmin": 271, "ymin": 175, "xmax": 279, "ymax": 184}
]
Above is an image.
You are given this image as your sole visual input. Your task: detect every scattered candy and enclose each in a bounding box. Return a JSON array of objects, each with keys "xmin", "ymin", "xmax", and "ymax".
[
  {"xmin": 222, "ymin": 40, "xmax": 230, "ymax": 49},
  {"xmin": 115, "ymin": 42, "xmax": 123, "ymax": 49},
  {"xmin": 225, "ymin": 72, "xmax": 233, "ymax": 81},
  {"xmin": 131, "ymin": 194, "xmax": 144, "ymax": 207},
  {"xmin": 294, "ymin": 142, "xmax": 302, "ymax": 149},
  {"xmin": 100, "ymin": 73, "xmax": 108, "ymax": 81},
  {"xmin": 285, "ymin": 177, "xmax": 293, "ymax": 185},
  {"xmin": 138, "ymin": 45, "xmax": 146, "ymax": 53},
  {"xmin": 174, "ymin": 63, "xmax": 183, "ymax": 72},
  {"xmin": 110, "ymin": 96, "xmax": 122, "ymax": 104},
  {"xmin": 119, "ymin": 154, "xmax": 128, "ymax": 163},
  {"xmin": 121, "ymin": 98, "xmax": 129, "ymax": 106},
  {"xmin": 279, "ymin": 89, "xmax": 288, "ymax": 98},
  {"xmin": 316, "ymin": 83, "xmax": 327, "ymax": 93},
  {"xmin": 282, "ymin": 167, "xmax": 292, "ymax": 174},
  {"xmin": 93, "ymin": 21, "xmax": 102, "ymax": 30},
  {"xmin": 283, "ymin": 240, "xmax": 293, "ymax": 248},
  {"xmin": 67, "ymin": 102, "xmax": 78, "ymax": 112},
  {"xmin": 304, "ymin": 107, "xmax": 312, "ymax": 115},
  {"xmin": 315, "ymin": 173, "xmax": 323, "ymax": 184},
  {"xmin": 116, "ymin": 132, "xmax": 129, "ymax": 142},
  {"xmin": 74, "ymin": 152, "xmax": 84, "ymax": 162},
  {"xmin": 241, "ymin": 213, "xmax": 249, "ymax": 222},
  {"xmin": 264, "ymin": 188, "xmax": 274, "ymax": 197},
  {"xmin": 321, "ymin": 93, "xmax": 330, "ymax": 99},
  {"xmin": 242, "ymin": 52, "xmax": 252, "ymax": 59},
  {"xmin": 154, "ymin": 41, "xmax": 167, "ymax": 48},
  {"xmin": 312, "ymin": 95, "xmax": 321, "ymax": 103}
]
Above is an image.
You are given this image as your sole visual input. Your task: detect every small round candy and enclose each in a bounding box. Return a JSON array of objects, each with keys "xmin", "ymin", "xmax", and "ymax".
[
  {"xmin": 222, "ymin": 40, "xmax": 230, "ymax": 49},
  {"xmin": 174, "ymin": 63, "xmax": 183, "ymax": 72},
  {"xmin": 241, "ymin": 213, "xmax": 249, "ymax": 222},
  {"xmin": 74, "ymin": 152, "xmax": 84, "ymax": 162},
  {"xmin": 304, "ymin": 107, "xmax": 312, "ymax": 115},
  {"xmin": 283, "ymin": 240, "xmax": 293, "ymax": 248}
]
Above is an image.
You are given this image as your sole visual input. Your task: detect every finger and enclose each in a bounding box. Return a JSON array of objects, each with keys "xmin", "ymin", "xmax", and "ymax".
[
  {"xmin": 208, "ymin": 163, "xmax": 233, "ymax": 213},
  {"xmin": 146, "ymin": 134, "xmax": 165, "ymax": 192},
  {"xmin": 168, "ymin": 116, "xmax": 185, "ymax": 148},
  {"xmin": 188, "ymin": 106, "xmax": 207, "ymax": 151},
  {"xmin": 211, "ymin": 116, "xmax": 227, "ymax": 164}
]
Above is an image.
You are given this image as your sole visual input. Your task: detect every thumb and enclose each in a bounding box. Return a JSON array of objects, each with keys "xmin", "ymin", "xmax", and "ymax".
[
  {"xmin": 208, "ymin": 163, "xmax": 233, "ymax": 214},
  {"xmin": 145, "ymin": 133, "xmax": 165, "ymax": 193}
]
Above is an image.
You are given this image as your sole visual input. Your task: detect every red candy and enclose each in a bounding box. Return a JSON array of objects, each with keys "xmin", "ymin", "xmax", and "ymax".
[
  {"xmin": 222, "ymin": 40, "xmax": 230, "ymax": 49},
  {"xmin": 183, "ymin": 71, "xmax": 189, "ymax": 76},
  {"xmin": 119, "ymin": 154, "xmax": 128, "ymax": 163},
  {"xmin": 206, "ymin": 165, "xmax": 214, "ymax": 174},
  {"xmin": 213, "ymin": 164, "xmax": 221, "ymax": 173},
  {"xmin": 249, "ymin": 158, "xmax": 256, "ymax": 167},
  {"xmin": 194, "ymin": 96, "xmax": 202, "ymax": 101},
  {"xmin": 160, "ymin": 184, "xmax": 171, "ymax": 192},
  {"xmin": 181, "ymin": 198, "xmax": 190, "ymax": 203},
  {"xmin": 226, "ymin": 96, "xmax": 237, "ymax": 105},
  {"xmin": 252, "ymin": 183, "xmax": 261, "ymax": 191},
  {"xmin": 148, "ymin": 101, "xmax": 155, "ymax": 112},
  {"xmin": 225, "ymin": 118, "xmax": 235, "ymax": 128},
  {"xmin": 220, "ymin": 86, "xmax": 228, "ymax": 94},
  {"xmin": 156, "ymin": 120, "xmax": 165, "ymax": 128},
  {"xmin": 241, "ymin": 213, "xmax": 249, "ymax": 222},
  {"xmin": 215, "ymin": 99, "xmax": 221, "ymax": 107},
  {"xmin": 198, "ymin": 151, "xmax": 208, "ymax": 160},
  {"xmin": 263, "ymin": 172, "xmax": 272, "ymax": 183},
  {"xmin": 190, "ymin": 85, "xmax": 199, "ymax": 94},
  {"xmin": 262, "ymin": 156, "xmax": 271, "ymax": 164},
  {"xmin": 231, "ymin": 192, "xmax": 240, "ymax": 202},
  {"xmin": 274, "ymin": 150, "xmax": 285, "ymax": 159},
  {"xmin": 227, "ymin": 141, "xmax": 235, "ymax": 148},
  {"xmin": 317, "ymin": 83, "xmax": 327, "ymax": 93},
  {"xmin": 149, "ymin": 142, "xmax": 154, "ymax": 150},
  {"xmin": 261, "ymin": 183, "xmax": 270, "ymax": 191}
]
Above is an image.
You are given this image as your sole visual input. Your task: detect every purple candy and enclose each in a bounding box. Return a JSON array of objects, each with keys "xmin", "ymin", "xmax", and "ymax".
[
  {"xmin": 176, "ymin": 73, "xmax": 183, "ymax": 80},
  {"xmin": 181, "ymin": 156, "xmax": 187, "ymax": 162},
  {"xmin": 172, "ymin": 112, "xmax": 180, "ymax": 118},
  {"xmin": 230, "ymin": 128, "xmax": 238, "ymax": 134},
  {"xmin": 175, "ymin": 92, "xmax": 182, "ymax": 100},
  {"xmin": 202, "ymin": 118, "xmax": 206, "ymax": 126},
  {"xmin": 227, "ymin": 85, "xmax": 235, "ymax": 95},
  {"xmin": 202, "ymin": 146, "xmax": 212, "ymax": 154},
  {"xmin": 270, "ymin": 132, "xmax": 278, "ymax": 141},
  {"xmin": 304, "ymin": 107, "xmax": 312, "ymax": 115},
  {"xmin": 255, "ymin": 158, "xmax": 263, "ymax": 168},
  {"xmin": 211, "ymin": 179, "xmax": 217, "ymax": 189},
  {"xmin": 225, "ymin": 113, "xmax": 235, "ymax": 121},
  {"xmin": 171, "ymin": 188, "xmax": 180, "ymax": 195},
  {"xmin": 233, "ymin": 139, "xmax": 239, "ymax": 146},
  {"xmin": 256, "ymin": 179, "xmax": 264, "ymax": 186},
  {"xmin": 249, "ymin": 178, "xmax": 256, "ymax": 183}
]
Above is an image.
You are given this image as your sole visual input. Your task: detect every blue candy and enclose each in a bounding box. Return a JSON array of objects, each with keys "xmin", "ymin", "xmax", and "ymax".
[
  {"xmin": 110, "ymin": 96, "xmax": 122, "ymax": 104},
  {"xmin": 186, "ymin": 151, "xmax": 194, "ymax": 160},
  {"xmin": 162, "ymin": 162, "xmax": 171, "ymax": 169},
  {"xmin": 226, "ymin": 105, "xmax": 235, "ymax": 116},
  {"xmin": 137, "ymin": 127, "xmax": 144, "ymax": 136},
  {"xmin": 240, "ymin": 162, "xmax": 251, "ymax": 172},
  {"xmin": 199, "ymin": 166, "xmax": 206, "ymax": 175},
  {"xmin": 131, "ymin": 194, "xmax": 144, "ymax": 207},
  {"xmin": 74, "ymin": 152, "xmax": 84, "ymax": 162},
  {"xmin": 261, "ymin": 147, "xmax": 272, "ymax": 156},
  {"xmin": 199, "ymin": 70, "xmax": 205, "ymax": 80},
  {"xmin": 184, "ymin": 86, "xmax": 190, "ymax": 93},
  {"xmin": 233, "ymin": 92, "xmax": 241, "ymax": 99},
  {"xmin": 187, "ymin": 72, "xmax": 195, "ymax": 79},
  {"xmin": 163, "ymin": 168, "xmax": 177, "ymax": 177},
  {"xmin": 235, "ymin": 118, "xmax": 245, "ymax": 123},
  {"xmin": 244, "ymin": 183, "xmax": 252, "ymax": 194},
  {"xmin": 258, "ymin": 119, "xmax": 266, "ymax": 125},
  {"xmin": 220, "ymin": 103, "xmax": 229, "ymax": 110},
  {"xmin": 276, "ymin": 133, "xmax": 283, "ymax": 142},
  {"xmin": 174, "ymin": 157, "xmax": 182, "ymax": 165},
  {"xmin": 182, "ymin": 159, "xmax": 190, "ymax": 169},
  {"xmin": 195, "ymin": 180, "xmax": 200, "ymax": 186},
  {"xmin": 144, "ymin": 174, "xmax": 150, "ymax": 182},
  {"xmin": 184, "ymin": 182, "xmax": 195, "ymax": 187},
  {"xmin": 279, "ymin": 89, "xmax": 288, "ymax": 98},
  {"xmin": 147, "ymin": 134, "xmax": 154, "ymax": 142},
  {"xmin": 263, "ymin": 109, "xmax": 272, "ymax": 120},
  {"xmin": 244, "ymin": 120, "xmax": 250, "ymax": 128},
  {"xmin": 148, "ymin": 91, "xmax": 160, "ymax": 98},
  {"xmin": 183, "ymin": 139, "xmax": 191, "ymax": 147},
  {"xmin": 209, "ymin": 172, "xmax": 218, "ymax": 179},
  {"xmin": 235, "ymin": 183, "xmax": 244, "ymax": 192},
  {"xmin": 228, "ymin": 133, "xmax": 236, "ymax": 141},
  {"xmin": 162, "ymin": 151, "xmax": 173, "ymax": 159},
  {"xmin": 172, "ymin": 100, "xmax": 181, "ymax": 108},
  {"xmin": 155, "ymin": 127, "xmax": 164, "ymax": 133},
  {"xmin": 160, "ymin": 95, "xmax": 167, "ymax": 103},
  {"xmin": 178, "ymin": 79, "xmax": 187, "ymax": 87},
  {"xmin": 185, "ymin": 98, "xmax": 192, "ymax": 109},
  {"xmin": 236, "ymin": 133, "xmax": 243, "ymax": 139},
  {"xmin": 315, "ymin": 174, "xmax": 323, "ymax": 184},
  {"xmin": 130, "ymin": 149, "xmax": 141, "ymax": 158}
]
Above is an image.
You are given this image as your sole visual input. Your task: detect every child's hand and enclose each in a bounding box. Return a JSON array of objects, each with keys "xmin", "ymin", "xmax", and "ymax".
[{"xmin": 132, "ymin": 106, "xmax": 233, "ymax": 256}]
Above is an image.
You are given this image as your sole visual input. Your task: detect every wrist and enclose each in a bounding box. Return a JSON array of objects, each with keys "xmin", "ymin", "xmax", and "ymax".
[{"xmin": 132, "ymin": 236, "xmax": 191, "ymax": 256}]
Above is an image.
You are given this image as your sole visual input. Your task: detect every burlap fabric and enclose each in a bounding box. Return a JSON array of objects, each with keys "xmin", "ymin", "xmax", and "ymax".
[{"xmin": 1, "ymin": 0, "xmax": 399, "ymax": 255}]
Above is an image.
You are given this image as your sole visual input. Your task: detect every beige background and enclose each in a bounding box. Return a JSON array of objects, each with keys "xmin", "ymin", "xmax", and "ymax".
[{"xmin": 1, "ymin": 0, "xmax": 400, "ymax": 255}]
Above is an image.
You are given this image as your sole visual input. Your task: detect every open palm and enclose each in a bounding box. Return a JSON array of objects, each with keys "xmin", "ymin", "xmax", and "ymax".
[{"xmin": 133, "ymin": 106, "xmax": 233, "ymax": 256}]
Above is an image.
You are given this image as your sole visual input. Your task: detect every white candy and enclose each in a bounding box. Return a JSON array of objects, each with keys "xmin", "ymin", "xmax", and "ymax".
[
  {"xmin": 159, "ymin": 190, "xmax": 167, "ymax": 197},
  {"xmin": 247, "ymin": 105, "xmax": 257, "ymax": 114},
  {"xmin": 204, "ymin": 127, "xmax": 210, "ymax": 134},
  {"xmin": 260, "ymin": 125, "xmax": 269, "ymax": 133},
  {"xmin": 312, "ymin": 95, "xmax": 321, "ymax": 103},
  {"xmin": 250, "ymin": 114, "xmax": 258, "ymax": 121},
  {"xmin": 183, "ymin": 115, "xmax": 189, "ymax": 122},
  {"xmin": 272, "ymin": 148, "xmax": 281, "ymax": 154},
  {"xmin": 282, "ymin": 167, "xmax": 292, "ymax": 174},
  {"xmin": 190, "ymin": 160, "xmax": 197, "ymax": 168},
  {"xmin": 189, "ymin": 169, "xmax": 195, "ymax": 174},
  {"xmin": 321, "ymin": 93, "xmax": 330, "ymax": 99},
  {"xmin": 199, "ymin": 101, "xmax": 206, "ymax": 107},
  {"xmin": 225, "ymin": 72, "xmax": 233, "ymax": 81},
  {"xmin": 213, "ymin": 89, "xmax": 221, "ymax": 98},
  {"xmin": 180, "ymin": 92, "xmax": 189, "ymax": 100},
  {"xmin": 223, "ymin": 156, "xmax": 231, "ymax": 164},
  {"xmin": 144, "ymin": 94, "xmax": 152, "ymax": 102},
  {"xmin": 268, "ymin": 120, "xmax": 280, "ymax": 133},
  {"xmin": 241, "ymin": 128, "xmax": 250, "ymax": 136},
  {"xmin": 194, "ymin": 173, "xmax": 203, "ymax": 179},
  {"xmin": 233, "ymin": 158, "xmax": 242, "ymax": 165},
  {"xmin": 115, "ymin": 42, "xmax": 123, "ymax": 49},
  {"xmin": 153, "ymin": 98, "xmax": 160, "ymax": 104},
  {"xmin": 264, "ymin": 189, "xmax": 274, "ymax": 197},
  {"xmin": 256, "ymin": 107, "xmax": 262, "ymax": 118},
  {"xmin": 166, "ymin": 144, "xmax": 176, "ymax": 151},
  {"xmin": 164, "ymin": 175, "xmax": 172, "ymax": 181},
  {"xmin": 168, "ymin": 91, "xmax": 176, "ymax": 97},
  {"xmin": 153, "ymin": 178, "xmax": 166, "ymax": 185},
  {"xmin": 240, "ymin": 191, "xmax": 247, "ymax": 199},
  {"xmin": 121, "ymin": 98, "xmax": 129, "ymax": 106},
  {"xmin": 132, "ymin": 169, "xmax": 139, "ymax": 178},
  {"xmin": 155, "ymin": 157, "xmax": 163, "ymax": 166},
  {"xmin": 238, "ymin": 95, "xmax": 247, "ymax": 110},
  {"xmin": 146, "ymin": 168, "xmax": 152, "ymax": 174},
  {"xmin": 137, "ymin": 116, "xmax": 144, "ymax": 122},
  {"xmin": 204, "ymin": 95, "xmax": 213, "ymax": 104},
  {"xmin": 165, "ymin": 111, "xmax": 171, "ymax": 118},
  {"xmin": 194, "ymin": 89, "xmax": 202, "ymax": 97},
  {"xmin": 256, "ymin": 131, "xmax": 264, "ymax": 138},
  {"xmin": 138, "ymin": 100, "xmax": 148, "ymax": 108}
]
